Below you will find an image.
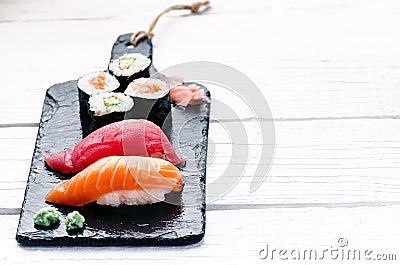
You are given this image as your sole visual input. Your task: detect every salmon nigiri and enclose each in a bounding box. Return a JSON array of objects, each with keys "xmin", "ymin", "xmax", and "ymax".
[
  {"xmin": 45, "ymin": 156, "xmax": 183, "ymax": 207},
  {"xmin": 43, "ymin": 119, "xmax": 185, "ymax": 174}
]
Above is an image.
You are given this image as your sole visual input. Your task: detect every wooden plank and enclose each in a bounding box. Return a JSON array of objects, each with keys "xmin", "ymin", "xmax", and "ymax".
[
  {"xmin": 3, "ymin": 205, "xmax": 400, "ymax": 263},
  {"xmin": 1, "ymin": 66, "xmax": 400, "ymax": 123},
  {"xmin": 0, "ymin": 127, "xmax": 37, "ymax": 161},
  {"xmin": 1, "ymin": 0, "xmax": 400, "ymax": 65},
  {"xmin": 1, "ymin": 119, "xmax": 400, "ymax": 209},
  {"xmin": 1, "ymin": 0, "xmax": 400, "ymax": 123},
  {"xmin": 0, "ymin": 0, "xmax": 398, "ymax": 262},
  {"xmin": 0, "ymin": 0, "xmax": 397, "ymax": 262}
]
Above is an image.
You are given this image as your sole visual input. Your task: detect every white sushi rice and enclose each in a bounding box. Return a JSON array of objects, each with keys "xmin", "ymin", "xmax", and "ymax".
[
  {"xmin": 77, "ymin": 71, "xmax": 120, "ymax": 95},
  {"xmin": 124, "ymin": 78, "xmax": 169, "ymax": 99},
  {"xmin": 96, "ymin": 188, "xmax": 173, "ymax": 207},
  {"xmin": 108, "ymin": 53, "xmax": 151, "ymax": 77},
  {"xmin": 88, "ymin": 92, "xmax": 134, "ymax": 116}
]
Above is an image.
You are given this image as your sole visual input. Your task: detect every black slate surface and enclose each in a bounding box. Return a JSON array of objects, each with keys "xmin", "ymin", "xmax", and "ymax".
[{"xmin": 16, "ymin": 34, "xmax": 210, "ymax": 246}]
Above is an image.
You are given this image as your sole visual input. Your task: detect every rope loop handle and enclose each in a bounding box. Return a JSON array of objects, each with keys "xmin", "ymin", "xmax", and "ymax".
[{"xmin": 130, "ymin": 1, "xmax": 210, "ymax": 46}]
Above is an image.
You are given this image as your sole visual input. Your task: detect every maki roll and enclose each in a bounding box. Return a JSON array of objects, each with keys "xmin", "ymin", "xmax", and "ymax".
[
  {"xmin": 77, "ymin": 71, "xmax": 120, "ymax": 136},
  {"xmin": 87, "ymin": 92, "xmax": 134, "ymax": 133},
  {"xmin": 124, "ymin": 78, "xmax": 172, "ymax": 133},
  {"xmin": 77, "ymin": 71, "xmax": 120, "ymax": 95},
  {"xmin": 108, "ymin": 53, "xmax": 151, "ymax": 88}
]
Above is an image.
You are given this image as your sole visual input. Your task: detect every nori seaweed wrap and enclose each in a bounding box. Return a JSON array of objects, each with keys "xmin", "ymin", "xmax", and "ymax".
[
  {"xmin": 77, "ymin": 71, "xmax": 120, "ymax": 136},
  {"xmin": 86, "ymin": 92, "xmax": 134, "ymax": 134},
  {"xmin": 124, "ymin": 78, "xmax": 172, "ymax": 134},
  {"xmin": 108, "ymin": 53, "xmax": 151, "ymax": 89}
]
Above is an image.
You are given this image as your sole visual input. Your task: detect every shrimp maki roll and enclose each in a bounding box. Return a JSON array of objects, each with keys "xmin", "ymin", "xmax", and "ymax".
[
  {"xmin": 77, "ymin": 71, "xmax": 120, "ymax": 95},
  {"xmin": 87, "ymin": 92, "xmax": 134, "ymax": 133},
  {"xmin": 77, "ymin": 71, "xmax": 120, "ymax": 136},
  {"xmin": 108, "ymin": 53, "xmax": 151, "ymax": 88},
  {"xmin": 124, "ymin": 78, "xmax": 172, "ymax": 134}
]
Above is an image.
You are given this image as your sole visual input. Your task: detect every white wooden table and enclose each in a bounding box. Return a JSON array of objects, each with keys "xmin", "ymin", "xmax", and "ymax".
[{"xmin": 1, "ymin": 0, "xmax": 400, "ymax": 264}]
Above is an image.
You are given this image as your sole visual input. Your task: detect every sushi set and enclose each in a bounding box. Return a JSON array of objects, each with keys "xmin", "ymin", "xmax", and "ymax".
[{"xmin": 16, "ymin": 4, "xmax": 211, "ymax": 245}]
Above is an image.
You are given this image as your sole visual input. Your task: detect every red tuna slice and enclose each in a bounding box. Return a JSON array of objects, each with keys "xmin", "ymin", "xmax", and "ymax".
[{"xmin": 43, "ymin": 119, "xmax": 185, "ymax": 174}]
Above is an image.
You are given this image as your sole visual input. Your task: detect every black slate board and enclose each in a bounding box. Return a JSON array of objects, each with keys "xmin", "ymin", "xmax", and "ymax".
[{"xmin": 16, "ymin": 34, "xmax": 210, "ymax": 246}]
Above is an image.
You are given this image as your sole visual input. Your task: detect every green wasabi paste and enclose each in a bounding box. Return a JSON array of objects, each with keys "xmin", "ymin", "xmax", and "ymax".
[
  {"xmin": 65, "ymin": 211, "xmax": 85, "ymax": 230},
  {"xmin": 33, "ymin": 207, "xmax": 60, "ymax": 227}
]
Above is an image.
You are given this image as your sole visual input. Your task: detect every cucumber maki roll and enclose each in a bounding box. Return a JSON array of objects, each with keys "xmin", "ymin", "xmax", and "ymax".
[
  {"xmin": 124, "ymin": 78, "xmax": 172, "ymax": 134},
  {"xmin": 108, "ymin": 53, "xmax": 151, "ymax": 88},
  {"xmin": 87, "ymin": 92, "xmax": 134, "ymax": 133},
  {"xmin": 77, "ymin": 71, "xmax": 120, "ymax": 137}
]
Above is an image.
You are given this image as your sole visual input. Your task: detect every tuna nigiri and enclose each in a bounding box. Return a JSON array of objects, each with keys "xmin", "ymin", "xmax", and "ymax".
[
  {"xmin": 43, "ymin": 119, "xmax": 184, "ymax": 174},
  {"xmin": 45, "ymin": 156, "xmax": 183, "ymax": 207}
]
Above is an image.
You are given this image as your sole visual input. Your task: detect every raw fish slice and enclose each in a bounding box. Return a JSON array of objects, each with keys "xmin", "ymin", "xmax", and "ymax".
[
  {"xmin": 45, "ymin": 156, "xmax": 183, "ymax": 207},
  {"xmin": 43, "ymin": 119, "xmax": 184, "ymax": 174}
]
